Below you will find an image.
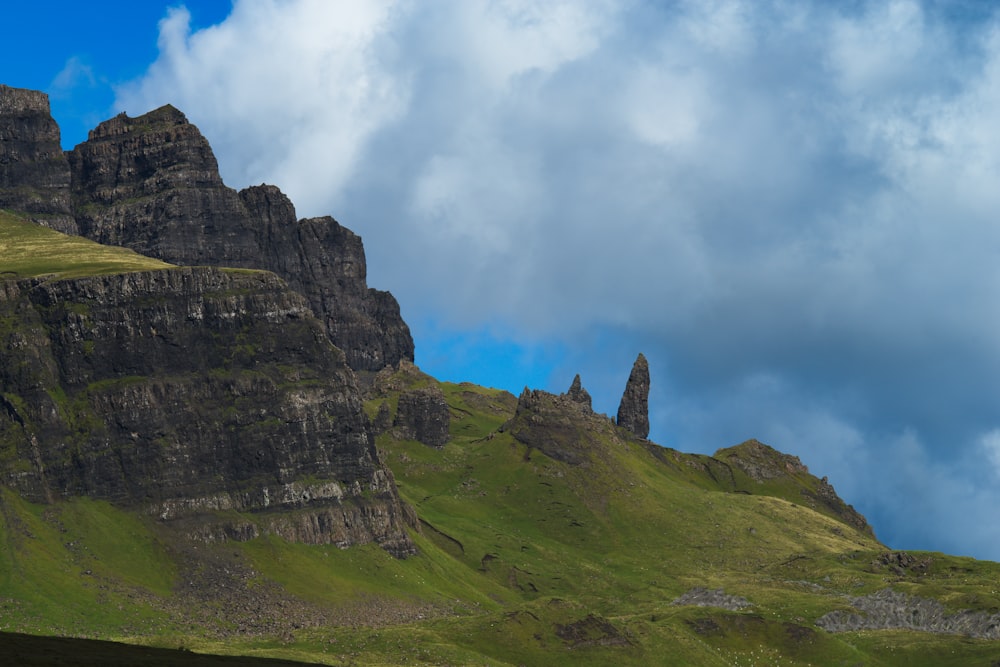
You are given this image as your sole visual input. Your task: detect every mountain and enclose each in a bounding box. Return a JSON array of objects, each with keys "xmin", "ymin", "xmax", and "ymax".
[{"xmin": 2, "ymin": 84, "xmax": 1000, "ymax": 666}]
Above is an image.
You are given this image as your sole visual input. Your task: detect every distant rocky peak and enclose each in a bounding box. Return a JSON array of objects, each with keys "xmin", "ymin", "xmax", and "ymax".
[
  {"xmin": 239, "ymin": 184, "xmax": 298, "ymax": 227},
  {"xmin": 62, "ymin": 94, "xmax": 414, "ymax": 372},
  {"xmin": 617, "ymin": 353, "xmax": 650, "ymax": 439},
  {"xmin": 88, "ymin": 104, "xmax": 189, "ymax": 140},
  {"xmin": 565, "ymin": 374, "xmax": 593, "ymax": 411}
]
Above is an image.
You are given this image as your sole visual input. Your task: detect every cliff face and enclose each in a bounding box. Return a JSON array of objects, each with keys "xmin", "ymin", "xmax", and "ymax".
[
  {"xmin": 0, "ymin": 84, "xmax": 412, "ymax": 373},
  {"xmin": 0, "ymin": 267, "xmax": 414, "ymax": 556},
  {"xmin": 66, "ymin": 105, "xmax": 413, "ymax": 372},
  {"xmin": 0, "ymin": 85, "xmax": 76, "ymax": 233}
]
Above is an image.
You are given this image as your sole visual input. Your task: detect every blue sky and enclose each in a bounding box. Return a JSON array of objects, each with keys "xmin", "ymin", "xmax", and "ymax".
[{"xmin": 7, "ymin": 0, "xmax": 1000, "ymax": 561}]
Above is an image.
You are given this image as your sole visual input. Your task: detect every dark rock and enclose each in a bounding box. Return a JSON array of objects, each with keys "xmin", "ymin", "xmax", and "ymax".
[
  {"xmin": 0, "ymin": 268, "xmax": 414, "ymax": 556},
  {"xmin": 372, "ymin": 401, "xmax": 393, "ymax": 436},
  {"xmin": 63, "ymin": 104, "xmax": 413, "ymax": 372},
  {"xmin": 0, "ymin": 85, "xmax": 76, "ymax": 233},
  {"xmin": 503, "ymin": 387, "xmax": 627, "ymax": 466},
  {"xmin": 565, "ymin": 374, "xmax": 592, "ymax": 411},
  {"xmin": 616, "ymin": 353, "xmax": 650, "ymax": 438},
  {"xmin": 394, "ymin": 386, "xmax": 451, "ymax": 447},
  {"xmin": 554, "ymin": 614, "xmax": 632, "ymax": 648}
]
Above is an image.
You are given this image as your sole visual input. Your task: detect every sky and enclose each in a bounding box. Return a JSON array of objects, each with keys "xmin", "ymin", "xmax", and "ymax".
[{"xmin": 5, "ymin": 0, "xmax": 1000, "ymax": 561}]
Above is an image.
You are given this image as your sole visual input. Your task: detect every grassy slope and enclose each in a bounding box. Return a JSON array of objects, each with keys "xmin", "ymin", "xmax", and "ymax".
[
  {"xmin": 0, "ymin": 210, "xmax": 173, "ymax": 278},
  {"xmin": 1, "ymin": 368, "xmax": 999, "ymax": 666},
  {"xmin": 2, "ymin": 220, "xmax": 1000, "ymax": 664}
]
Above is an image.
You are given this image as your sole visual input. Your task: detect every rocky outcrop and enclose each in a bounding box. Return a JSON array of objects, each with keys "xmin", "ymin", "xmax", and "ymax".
[
  {"xmin": 616, "ymin": 353, "xmax": 650, "ymax": 438},
  {"xmin": 714, "ymin": 439, "xmax": 873, "ymax": 536},
  {"xmin": 565, "ymin": 374, "xmax": 592, "ymax": 411},
  {"xmin": 816, "ymin": 589, "xmax": 1000, "ymax": 639},
  {"xmin": 394, "ymin": 386, "xmax": 451, "ymax": 447},
  {"xmin": 0, "ymin": 85, "xmax": 76, "ymax": 233},
  {"xmin": 0, "ymin": 86, "xmax": 414, "ymax": 373},
  {"xmin": 672, "ymin": 588, "xmax": 751, "ymax": 611},
  {"xmin": 502, "ymin": 388, "xmax": 629, "ymax": 466},
  {"xmin": 0, "ymin": 267, "xmax": 414, "ymax": 556}
]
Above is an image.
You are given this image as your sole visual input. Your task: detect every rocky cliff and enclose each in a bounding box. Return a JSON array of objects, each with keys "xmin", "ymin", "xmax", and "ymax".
[
  {"xmin": 0, "ymin": 85, "xmax": 76, "ymax": 233},
  {"xmin": 0, "ymin": 265, "xmax": 414, "ymax": 556},
  {"xmin": 0, "ymin": 85, "xmax": 412, "ymax": 373}
]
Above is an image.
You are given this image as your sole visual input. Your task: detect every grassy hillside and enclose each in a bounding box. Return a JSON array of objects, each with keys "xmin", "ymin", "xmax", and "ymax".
[
  {"xmin": 0, "ymin": 210, "xmax": 172, "ymax": 278},
  {"xmin": 1, "ymin": 363, "xmax": 999, "ymax": 664},
  {"xmin": 2, "ymin": 221, "xmax": 1000, "ymax": 664}
]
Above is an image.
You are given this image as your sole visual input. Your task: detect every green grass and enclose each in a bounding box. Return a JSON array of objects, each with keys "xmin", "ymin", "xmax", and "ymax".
[
  {"xmin": 3, "ymin": 364, "xmax": 1000, "ymax": 664},
  {"xmin": 0, "ymin": 210, "xmax": 172, "ymax": 279}
]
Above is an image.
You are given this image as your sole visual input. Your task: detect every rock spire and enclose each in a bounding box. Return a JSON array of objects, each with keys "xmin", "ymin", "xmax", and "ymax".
[
  {"xmin": 565, "ymin": 373, "xmax": 593, "ymax": 411},
  {"xmin": 616, "ymin": 353, "xmax": 650, "ymax": 438}
]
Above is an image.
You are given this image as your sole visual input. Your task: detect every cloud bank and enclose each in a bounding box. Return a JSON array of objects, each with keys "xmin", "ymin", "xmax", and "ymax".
[{"xmin": 117, "ymin": 0, "xmax": 1000, "ymax": 560}]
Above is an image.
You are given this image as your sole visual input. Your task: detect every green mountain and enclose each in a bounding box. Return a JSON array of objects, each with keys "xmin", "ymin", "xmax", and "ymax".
[{"xmin": 2, "ymin": 84, "xmax": 1000, "ymax": 666}]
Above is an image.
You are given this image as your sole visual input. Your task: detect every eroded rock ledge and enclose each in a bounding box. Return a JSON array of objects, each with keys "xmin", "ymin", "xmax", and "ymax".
[{"xmin": 0, "ymin": 267, "xmax": 415, "ymax": 556}]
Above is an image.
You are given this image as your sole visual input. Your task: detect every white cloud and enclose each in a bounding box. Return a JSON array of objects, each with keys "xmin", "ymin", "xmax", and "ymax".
[
  {"xmin": 980, "ymin": 429, "xmax": 1000, "ymax": 478},
  {"xmin": 50, "ymin": 56, "xmax": 97, "ymax": 97},
  {"xmin": 115, "ymin": 0, "xmax": 406, "ymax": 215}
]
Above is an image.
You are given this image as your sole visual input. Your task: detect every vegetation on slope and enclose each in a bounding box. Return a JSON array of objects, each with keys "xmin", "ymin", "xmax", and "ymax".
[
  {"xmin": 0, "ymin": 210, "xmax": 172, "ymax": 279},
  {"xmin": 2, "ymin": 229, "xmax": 1000, "ymax": 664}
]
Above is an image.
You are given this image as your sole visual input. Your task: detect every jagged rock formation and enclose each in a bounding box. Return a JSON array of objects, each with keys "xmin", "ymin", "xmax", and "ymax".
[
  {"xmin": 616, "ymin": 353, "xmax": 650, "ymax": 438},
  {"xmin": 393, "ymin": 386, "xmax": 451, "ymax": 447},
  {"xmin": 714, "ymin": 439, "xmax": 873, "ymax": 536},
  {"xmin": 0, "ymin": 267, "xmax": 414, "ymax": 556},
  {"xmin": 816, "ymin": 589, "xmax": 1000, "ymax": 639},
  {"xmin": 66, "ymin": 104, "xmax": 413, "ymax": 372},
  {"xmin": 565, "ymin": 374, "xmax": 592, "ymax": 411},
  {"xmin": 0, "ymin": 85, "xmax": 76, "ymax": 233},
  {"xmin": 503, "ymin": 388, "xmax": 628, "ymax": 466},
  {"xmin": 0, "ymin": 85, "xmax": 411, "ymax": 373}
]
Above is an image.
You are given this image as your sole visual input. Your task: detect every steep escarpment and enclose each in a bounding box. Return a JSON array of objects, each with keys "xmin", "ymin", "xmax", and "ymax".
[
  {"xmin": 0, "ymin": 85, "xmax": 76, "ymax": 233},
  {"xmin": 66, "ymin": 105, "xmax": 413, "ymax": 372},
  {"xmin": 0, "ymin": 267, "xmax": 414, "ymax": 556},
  {"xmin": 0, "ymin": 84, "xmax": 411, "ymax": 373}
]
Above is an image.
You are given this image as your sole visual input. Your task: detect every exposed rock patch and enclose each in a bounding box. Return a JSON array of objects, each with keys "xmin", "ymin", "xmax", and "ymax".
[
  {"xmin": 394, "ymin": 386, "xmax": 451, "ymax": 447},
  {"xmin": 870, "ymin": 551, "xmax": 933, "ymax": 576},
  {"xmin": 554, "ymin": 614, "xmax": 632, "ymax": 648},
  {"xmin": 672, "ymin": 587, "xmax": 751, "ymax": 611},
  {"xmin": 616, "ymin": 353, "xmax": 649, "ymax": 438},
  {"xmin": 816, "ymin": 588, "xmax": 1000, "ymax": 639}
]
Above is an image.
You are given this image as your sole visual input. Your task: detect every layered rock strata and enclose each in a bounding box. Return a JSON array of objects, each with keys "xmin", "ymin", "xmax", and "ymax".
[
  {"xmin": 0, "ymin": 85, "xmax": 412, "ymax": 373},
  {"xmin": 0, "ymin": 267, "xmax": 414, "ymax": 556},
  {"xmin": 0, "ymin": 85, "xmax": 76, "ymax": 233},
  {"xmin": 66, "ymin": 105, "xmax": 413, "ymax": 372}
]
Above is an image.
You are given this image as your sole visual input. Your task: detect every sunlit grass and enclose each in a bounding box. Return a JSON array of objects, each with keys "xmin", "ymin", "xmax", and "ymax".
[{"xmin": 0, "ymin": 210, "xmax": 172, "ymax": 279}]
